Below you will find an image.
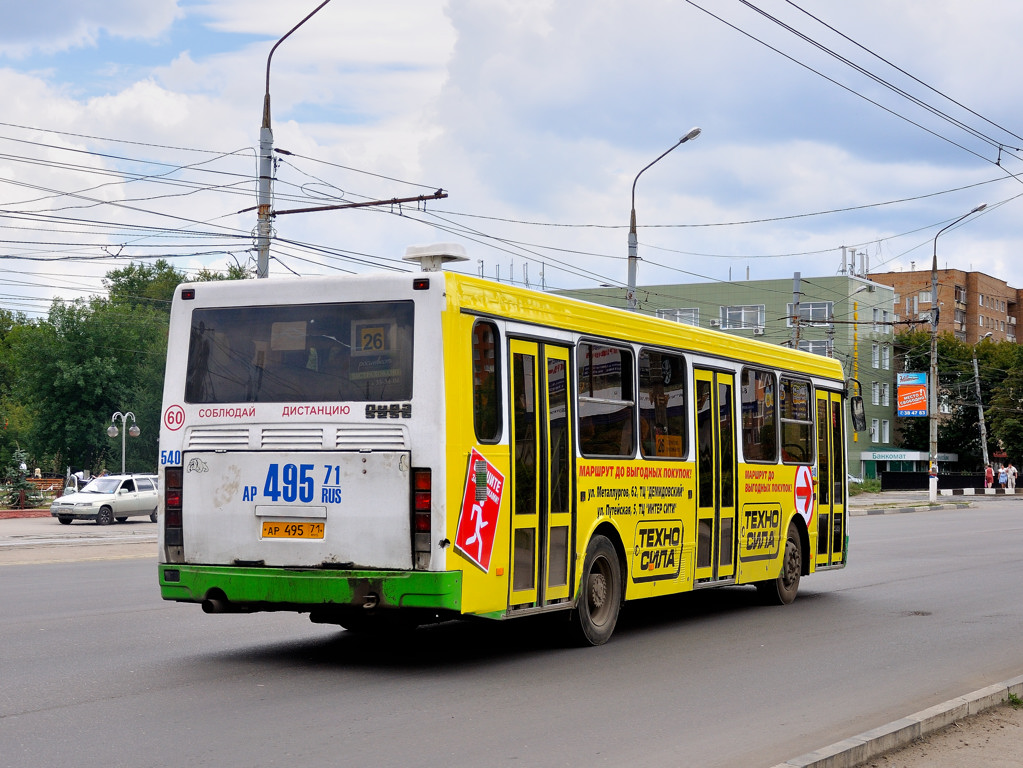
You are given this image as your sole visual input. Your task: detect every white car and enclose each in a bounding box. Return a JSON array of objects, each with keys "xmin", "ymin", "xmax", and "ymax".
[{"xmin": 50, "ymin": 474, "xmax": 159, "ymax": 525}]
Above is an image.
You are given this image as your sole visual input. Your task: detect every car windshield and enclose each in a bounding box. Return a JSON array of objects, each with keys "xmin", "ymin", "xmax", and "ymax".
[{"xmin": 81, "ymin": 478, "xmax": 121, "ymax": 494}]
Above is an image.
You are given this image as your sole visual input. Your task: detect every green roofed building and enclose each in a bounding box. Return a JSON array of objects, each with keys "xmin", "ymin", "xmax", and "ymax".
[{"xmin": 556, "ymin": 274, "xmax": 900, "ymax": 480}]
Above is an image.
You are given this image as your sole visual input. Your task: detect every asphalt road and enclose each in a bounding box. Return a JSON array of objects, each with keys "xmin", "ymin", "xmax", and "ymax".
[{"xmin": 1, "ymin": 501, "xmax": 1022, "ymax": 768}]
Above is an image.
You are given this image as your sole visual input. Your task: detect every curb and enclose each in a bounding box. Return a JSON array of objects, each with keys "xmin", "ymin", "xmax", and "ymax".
[
  {"xmin": 0, "ymin": 509, "xmax": 51, "ymax": 520},
  {"xmin": 769, "ymin": 674, "xmax": 1023, "ymax": 768},
  {"xmin": 941, "ymin": 487, "xmax": 1017, "ymax": 496},
  {"xmin": 848, "ymin": 501, "xmax": 973, "ymax": 516}
]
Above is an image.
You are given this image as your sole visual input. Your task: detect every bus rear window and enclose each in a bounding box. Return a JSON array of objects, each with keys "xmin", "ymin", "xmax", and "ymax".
[{"xmin": 185, "ymin": 301, "xmax": 414, "ymax": 403}]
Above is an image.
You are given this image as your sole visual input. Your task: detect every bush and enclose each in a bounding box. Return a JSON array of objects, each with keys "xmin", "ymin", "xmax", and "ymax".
[{"xmin": 849, "ymin": 478, "xmax": 882, "ymax": 496}]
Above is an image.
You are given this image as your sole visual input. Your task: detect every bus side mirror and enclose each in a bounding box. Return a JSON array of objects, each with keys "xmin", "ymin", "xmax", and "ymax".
[{"xmin": 850, "ymin": 396, "xmax": 867, "ymax": 433}]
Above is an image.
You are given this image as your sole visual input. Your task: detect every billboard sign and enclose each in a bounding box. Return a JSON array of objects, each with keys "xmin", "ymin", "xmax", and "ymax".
[{"xmin": 897, "ymin": 372, "xmax": 928, "ymax": 417}]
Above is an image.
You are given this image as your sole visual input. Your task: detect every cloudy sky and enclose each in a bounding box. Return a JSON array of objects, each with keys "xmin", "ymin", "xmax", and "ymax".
[{"xmin": 1, "ymin": 0, "xmax": 1021, "ymax": 320}]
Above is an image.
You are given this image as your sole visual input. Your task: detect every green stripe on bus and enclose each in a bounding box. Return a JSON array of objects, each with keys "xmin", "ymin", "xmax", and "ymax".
[{"xmin": 160, "ymin": 565, "xmax": 462, "ymax": 612}]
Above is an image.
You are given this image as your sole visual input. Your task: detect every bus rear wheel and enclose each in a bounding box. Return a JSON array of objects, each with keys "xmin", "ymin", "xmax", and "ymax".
[
  {"xmin": 573, "ymin": 535, "xmax": 622, "ymax": 646},
  {"xmin": 757, "ymin": 520, "xmax": 801, "ymax": 605}
]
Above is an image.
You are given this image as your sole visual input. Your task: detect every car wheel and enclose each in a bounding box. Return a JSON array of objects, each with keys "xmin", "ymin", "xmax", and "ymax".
[
  {"xmin": 57, "ymin": 515, "xmax": 73, "ymax": 525},
  {"xmin": 572, "ymin": 534, "xmax": 623, "ymax": 646},
  {"xmin": 95, "ymin": 506, "xmax": 114, "ymax": 526},
  {"xmin": 150, "ymin": 510, "xmax": 158, "ymax": 523},
  {"xmin": 756, "ymin": 520, "xmax": 802, "ymax": 605}
]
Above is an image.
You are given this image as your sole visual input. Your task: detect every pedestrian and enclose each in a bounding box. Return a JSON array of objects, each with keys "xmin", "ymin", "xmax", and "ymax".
[
  {"xmin": 998, "ymin": 465, "xmax": 1007, "ymax": 488},
  {"xmin": 985, "ymin": 464, "xmax": 994, "ymax": 488},
  {"xmin": 1008, "ymin": 462, "xmax": 1018, "ymax": 490}
]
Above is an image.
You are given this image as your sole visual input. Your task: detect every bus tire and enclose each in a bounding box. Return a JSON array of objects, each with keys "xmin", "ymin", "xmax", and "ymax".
[
  {"xmin": 573, "ymin": 535, "xmax": 622, "ymax": 646},
  {"xmin": 757, "ymin": 520, "xmax": 801, "ymax": 605}
]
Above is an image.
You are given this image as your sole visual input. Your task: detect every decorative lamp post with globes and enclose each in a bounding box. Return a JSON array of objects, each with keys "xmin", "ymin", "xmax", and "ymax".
[{"xmin": 108, "ymin": 411, "xmax": 140, "ymax": 475}]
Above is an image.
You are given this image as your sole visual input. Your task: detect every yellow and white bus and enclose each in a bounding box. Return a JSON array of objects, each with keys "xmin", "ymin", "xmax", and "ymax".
[{"xmin": 157, "ymin": 247, "xmax": 851, "ymax": 645}]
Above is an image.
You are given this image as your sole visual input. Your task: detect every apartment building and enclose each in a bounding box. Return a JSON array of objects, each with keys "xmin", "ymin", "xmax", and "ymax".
[{"xmin": 869, "ymin": 268, "xmax": 1019, "ymax": 344}]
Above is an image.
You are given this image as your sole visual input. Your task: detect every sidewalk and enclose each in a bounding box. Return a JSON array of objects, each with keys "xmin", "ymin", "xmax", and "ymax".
[
  {"xmin": 784, "ymin": 489, "xmax": 1022, "ymax": 766},
  {"xmin": 771, "ymin": 679, "xmax": 1023, "ymax": 768},
  {"xmin": 0, "ymin": 512, "xmax": 157, "ymax": 565},
  {"xmin": 847, "ymin": 489, "xmax": 974, "ymax": 516}
]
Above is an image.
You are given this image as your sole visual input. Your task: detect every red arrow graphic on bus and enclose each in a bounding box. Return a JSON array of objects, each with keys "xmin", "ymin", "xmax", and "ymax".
[{"xmin": 794, "ymin": 465, "xmax": 814, "ymax": 526}]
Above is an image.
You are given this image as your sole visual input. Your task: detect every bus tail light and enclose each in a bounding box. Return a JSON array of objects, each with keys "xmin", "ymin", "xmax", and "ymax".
[
  {"xmin": 165, "ymin": 467, "xmax": 183, "ymax": 547},
  {"xmin": 412, "ymin": 468, "xmax": 431, "ymax": 564}
]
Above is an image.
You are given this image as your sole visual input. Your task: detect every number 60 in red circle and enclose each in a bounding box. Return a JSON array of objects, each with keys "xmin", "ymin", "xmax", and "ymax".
[{"xmin": 163, "ymin": 405, "xmax": 185, "ymax": 431}]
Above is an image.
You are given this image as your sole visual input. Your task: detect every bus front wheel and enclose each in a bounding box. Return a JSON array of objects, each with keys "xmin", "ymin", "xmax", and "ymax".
[
  {"xmin": 573, "ymin": 535, "xmax": 622, "ymax": 646},
  {"xmin": 757, "ymin": 520, "xmax": 801, "ymax": 605}
]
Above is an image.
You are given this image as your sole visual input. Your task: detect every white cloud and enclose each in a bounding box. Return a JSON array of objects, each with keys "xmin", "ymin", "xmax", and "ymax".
[
  {"xmin": 0, "ymin": 0, "xmax": 181, "ymax": 57},
  {"xmin": 1, "ymin": 0, "xmax": 1022, "ymax": 305}
]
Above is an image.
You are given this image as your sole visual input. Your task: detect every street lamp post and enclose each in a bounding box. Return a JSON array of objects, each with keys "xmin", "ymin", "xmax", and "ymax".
[
  {"xmin": 929, "ymin": 204, "xmax": 987, "ymax": 501},
  {"xmin": 627, "ymin": 127, "xmax": 702, "ymax": 311},
  {"xmin": 256, "ymin": 0, "xmax": 334, "ymax": 279},
  {"xmin": 973, "ymin": 331, "xmax": 993, "ymax": 468},
  {"xmin": 108, "ymin": 411, "xmax": 140, "ymax": 475}
]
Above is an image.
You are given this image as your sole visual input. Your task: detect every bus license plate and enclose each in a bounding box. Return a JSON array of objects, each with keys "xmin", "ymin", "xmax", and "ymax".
[{"xmin": 261, "ymin": 521, "xmax": 325, "ymax": 540}]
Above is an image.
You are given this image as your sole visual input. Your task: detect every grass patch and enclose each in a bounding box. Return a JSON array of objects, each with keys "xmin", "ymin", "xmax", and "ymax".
[
  {"xmin": 849, "ymin": 479, "xmax": 882, "ymax": 496},
  {"xmin": 1009, "ymin": 692, "xmax": 1023, "ymax": 709}
]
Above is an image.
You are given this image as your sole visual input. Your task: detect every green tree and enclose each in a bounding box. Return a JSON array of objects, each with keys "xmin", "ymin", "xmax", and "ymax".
[
  {"xmin": 896, "ymin": 331, "xmax": 977, "ymax": 471},
  {"xmin": 986, "ymin": 344, "xmax": 1023, "ymax": 464},
  {"xmin": 7, "ymin": 260, "xmax": 249, "ymax": 475},
  {"xmin": 10, "ymin": 297, "xmax": 168, "ymax": 474},
  {"xmin": 195, "ymin": 262, "xmax": 252, "ymax": 281},
  {"xmin": 895, "ymin": 330, "xmax": 1016, "ymax": 471},
  {"xmin": 103, "ymin": 259, "xmax": 186, "ymax": 313},
  {"xmin": 3, "ymin": 445, "xmax": 34, "ymax": 508},
  {"xmin": 0, "ymin": 309, "xmax": 33, "ymax": 472}
]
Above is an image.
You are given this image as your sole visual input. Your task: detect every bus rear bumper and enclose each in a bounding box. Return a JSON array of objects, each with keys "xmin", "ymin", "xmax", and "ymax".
[{"xmin": 159, "ymin": 564, "xmax": 462, "ymax": 614}]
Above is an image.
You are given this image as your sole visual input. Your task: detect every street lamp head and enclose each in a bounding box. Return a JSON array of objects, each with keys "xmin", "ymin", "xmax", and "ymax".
[
  {"xmin": 128, "ymin": 424, "xmax": 141, "ymax": 438},
  {"xmin": 627, "ymin": 126, "xmax": 703, "ymax": 311},
  {"xmin": 982, "ymin": 331, "xmax": 993, "ymax": 340},
  {"xmin": 971, "ymin": 204, "xmax": 988, "ymax": 214},
  {"xmin": 107, "ymin": 425, "xmax": 119, "ymax": 438},
  {"xmin": 681, "ymin": 127, "xmax": 702, "ymax": 143}
]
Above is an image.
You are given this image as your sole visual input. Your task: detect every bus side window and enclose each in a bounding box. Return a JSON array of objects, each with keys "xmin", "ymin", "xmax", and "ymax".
[
  {"xmin": 578, "ymin": 342, "xmax": 635, "ymax": 457},
  {"xmin": 639, "ymin": 349, "xmax": 686, "ymax": 459},
  {"xmin": 740, "ymin": 368, "xmax": 777, "ymax": 462},
  {"xmin": 472, "ymin": 321, "xmax": 501, "ymax": 442},
  {"xmin": 779, "ymin": 377, "xmax": 814, "ymax": 464}
]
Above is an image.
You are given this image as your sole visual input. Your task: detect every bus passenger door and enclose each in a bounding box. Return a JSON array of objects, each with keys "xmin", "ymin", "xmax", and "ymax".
[
  {"xmin": 694, "ymin": 369, "xmax": 737, "ymax": 582},
  {"xmin": 815, "ymin": 391, "xmax": 846, "ymax": 567},
  {"xmin": 508, "ymin": 340, "xmax": 574, "ymax": 608}
]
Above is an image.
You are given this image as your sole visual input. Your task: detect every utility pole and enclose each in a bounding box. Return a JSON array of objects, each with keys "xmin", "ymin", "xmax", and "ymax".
[
  {"xmin": 249, "ymin": 1, "xmax": 447, "ymax": 276},
  {"xmin": 973, "ymin": 332, "xmax": 992, "ymax": 467},
  {"xmin": 791, "ymin": 272, "xmax": 801, "ymax": 347},
  {"xmin": 256, "ymin": 1, "xmax": 334, "ymax": 279}
]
